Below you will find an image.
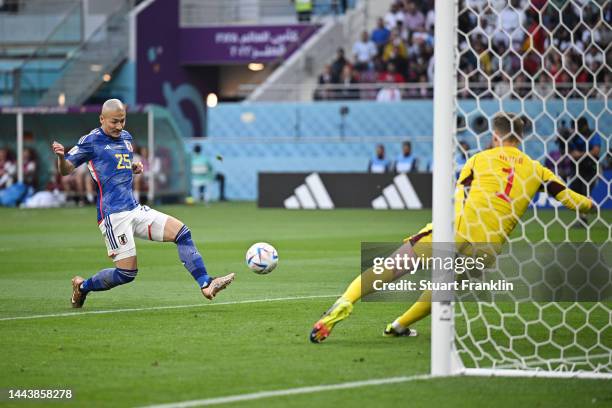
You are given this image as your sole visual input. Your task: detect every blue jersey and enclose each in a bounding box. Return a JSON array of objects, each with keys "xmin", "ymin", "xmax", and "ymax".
[
  {"xmin": 394, "ymin": 154, "xmax": 417, "ymax": 173},
  {"xmin": 65, "ymin": 128, "xmax": 137, "ymax": 222}
]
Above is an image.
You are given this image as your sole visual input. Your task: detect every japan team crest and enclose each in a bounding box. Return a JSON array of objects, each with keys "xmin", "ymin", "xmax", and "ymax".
[
  {"xmin": 118, "ymin": 234, "xmax": 128, "ymax": 245},
  {"xmin": 124, "ymin": 141, "xmax": 133, "ymax": 152}
]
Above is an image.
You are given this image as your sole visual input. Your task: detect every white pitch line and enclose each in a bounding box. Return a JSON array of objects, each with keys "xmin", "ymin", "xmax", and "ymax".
[
  {"xmin": 0, "ymin": 294, "xmax": 339, "ymax": 322},
  {"xmin": 139, "ymin": 374, "xmax": 432, "ymax": 408}
]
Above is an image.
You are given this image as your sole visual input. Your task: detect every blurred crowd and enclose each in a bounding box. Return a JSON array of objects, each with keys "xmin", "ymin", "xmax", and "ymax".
[
  {"xmin": 315, "ymin": 0, "xmax": 435, "ymax": 101},
  {"xmin": 0, "ymin": 144, "xmax": 165, "ymax": 208},
  {"xmin": 458, "ymin": 0, "xmax": 611, "ymax": 99},
  {"xmin": 315, "ymin": 0, "xmax": 611, "ymax": 101},
  {"xmin": 0, "ymin": 142, "xmax": 229, "ymax": 207}
]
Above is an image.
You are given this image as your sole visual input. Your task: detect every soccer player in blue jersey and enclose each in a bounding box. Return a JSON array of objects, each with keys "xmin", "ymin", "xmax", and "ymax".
[{"xmin": 52, "ymin": 99, "xmax": 235, "ymax": 308}]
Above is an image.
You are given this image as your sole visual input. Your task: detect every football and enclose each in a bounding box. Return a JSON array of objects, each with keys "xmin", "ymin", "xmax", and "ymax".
[{"xmin": 245, "ymin": 242, "xmax": 278, "ymax": 274}]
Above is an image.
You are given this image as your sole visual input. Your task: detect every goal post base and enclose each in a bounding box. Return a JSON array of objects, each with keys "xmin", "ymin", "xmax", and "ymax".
[{"xmin": 456, "ymin": 367, "xmax": 612, "ymax": 380}]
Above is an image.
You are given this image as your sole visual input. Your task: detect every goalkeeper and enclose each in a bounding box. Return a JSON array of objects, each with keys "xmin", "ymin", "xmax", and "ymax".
[{"xmin": 310, "ymin": 112, "xmax": 594, "ymax": 343}]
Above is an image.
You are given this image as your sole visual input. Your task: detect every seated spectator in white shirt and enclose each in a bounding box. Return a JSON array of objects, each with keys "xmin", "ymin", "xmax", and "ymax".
[
  {"xmin": 352, "ymin": 30, "xmax": 377, "ymax": 72},
  {"xmin": 376, "ymin": 75, "xmax": 402, "ymax": 102},
  {"xmin": 425, "ymin": 8, "xmax": 435, "ymax": 31},
  {"xmin": 384, "ymin": 3, "xmax": 403, "ymax": 30},
  {"xmin": 496, "ymin": 0, "xmax": 525, "ymax": 45}
]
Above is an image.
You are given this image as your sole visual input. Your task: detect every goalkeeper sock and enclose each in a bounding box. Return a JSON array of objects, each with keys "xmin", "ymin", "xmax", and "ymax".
[
  {"xmin": 174, "ymin": 225, "xmax": 211, "ymax": 288},
  {"xmin": 393, "ymin": 290, "xmax": 432, "ymax": 329},
  {"xmin": 340, "ymin": 266, "xmax": 396, "ymax": 304},
  {"xmin": 80, "ymin": 268, "xmax": 138, "ymax": 293}
]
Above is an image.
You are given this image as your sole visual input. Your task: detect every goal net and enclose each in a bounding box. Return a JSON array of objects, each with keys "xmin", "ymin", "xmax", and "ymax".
[{"xmin": 435, "ymin": 0, "xmax": 611, "ymax": 378}]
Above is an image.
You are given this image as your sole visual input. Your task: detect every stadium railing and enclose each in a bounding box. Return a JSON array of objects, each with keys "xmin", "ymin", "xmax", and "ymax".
[
  {"xmin": 237, "ymin": 82, "xmax": 610, "ymax": 101},
  {"xmin": 179, "ymin": 0, "xmax": 357, "ymax": 27}
]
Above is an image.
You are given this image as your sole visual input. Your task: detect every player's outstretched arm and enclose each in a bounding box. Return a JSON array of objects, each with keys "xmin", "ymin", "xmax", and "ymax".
[
  {"xmin": 539, "ymin": 164, "xmax": 594, "ymax": 214},
  {"xmin": 52, "ymin": 141, "xmax": 75, "ymax": 176}
]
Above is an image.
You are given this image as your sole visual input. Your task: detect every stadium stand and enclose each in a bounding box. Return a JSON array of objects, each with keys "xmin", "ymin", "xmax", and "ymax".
[{"xmin": 311, "ymin": 0, "xmax": 611, "ymax": 100}]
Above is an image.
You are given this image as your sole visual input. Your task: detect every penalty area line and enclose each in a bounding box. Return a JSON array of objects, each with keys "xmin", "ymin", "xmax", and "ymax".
[
  {"xmin": 0, "ymin": 294, "xmax": 339, "ymax": 322},
  {"xmin": 139, "ymin": 374, "xmax": 433, "ymax": 408}
]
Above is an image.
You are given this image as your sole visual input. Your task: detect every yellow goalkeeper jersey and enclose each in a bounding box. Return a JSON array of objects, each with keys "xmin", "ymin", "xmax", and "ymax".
[{"xmin": 454, "ymin": 146, "xmax": 592, "ymax": 243}]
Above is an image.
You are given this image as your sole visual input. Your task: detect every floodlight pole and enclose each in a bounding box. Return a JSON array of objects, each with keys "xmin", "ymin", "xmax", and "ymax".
[
  {"xmin": 431, "ymin": 0, "xmax": 457, "ymax": 377},
  {"xmin": 147, "ymin": 107, "xmax": 155, "ymax": 203},
  {"xmin": 16, "ymin": 111, "xmax": 24, "ymax": 184}
]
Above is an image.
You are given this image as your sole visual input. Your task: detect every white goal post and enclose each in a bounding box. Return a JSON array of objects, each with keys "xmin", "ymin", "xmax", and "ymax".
[{"xmin": 431, "ymin": 0, "xmax": 612, "ymax": 379}]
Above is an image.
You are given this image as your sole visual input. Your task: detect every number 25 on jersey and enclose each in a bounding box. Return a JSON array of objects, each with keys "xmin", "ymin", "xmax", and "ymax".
[{"xmin": 115, "ymin": 153, "xmax": 131, "ymax": 169}]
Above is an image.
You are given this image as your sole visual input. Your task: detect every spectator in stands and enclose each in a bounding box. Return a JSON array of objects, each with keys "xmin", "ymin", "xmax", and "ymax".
[
  {"xmin": 425, "ymin": 3, "xmax": 435, "ymax": 31},
  {"xmin": 337, "ymin": 65, "xmax": 360, "ymax": 100},
  {"xmin": 314, "ymin": 0, "xmax": 609, "ymax": 103},
  {"xmin": 465, "ymin": 0, "xmax": 487, "ymax": 12},
  {"xmin": 138, "ymin": 146, "xmax": 166, "ymax": 200},
  {"xmin": 396, "ymin": 20, "xmax": 409, "ymax": 43},
  {"xmin": 371, "ymin": 17, "xmax": 390, "ymax": 54},
  {"xmin": 403, "ymin": 1, "xmax": 425, "ymax": 31},
  {"xmin": 495, "ymin": 0, "xmax": 525, "ymax": 46},
  {"xmin": 584, "ymin": 46, "xmax": 604, "ymax": 78},
  {"xmin": 376, "ymin": 77, "xmax": 402, "ymax": 102},
  {"xmin": 384, "ymin": 2, "xmax": 404, "ymax": 30},
  {"xmin": 472, "ymin": 37, "xmax": 493, "ymax": 75},
  {"xmin": 61, "ymin": 162, "xmax": 86, "ymax": 205},
  {"xmin": 81, "ymin": 166, "xmax": 96, "ymax": 204},
  {"xmin": 0, "ymin": 0, "xmax": 19, "ymax": 12},
  {"xmin": 382, "ymin": 30, "xmax": 408, "ymax": 66},
  {"xmin": 412, "ymin": 23, "xmax": 433, "ymax": 47},
  {"xmin": 394, "ymin": 141, "xmax": 418, "ymax": 173},
  {"xmin": 368, "ymin": 144, "xmax": 391, "ymax": 173},
  {"xmin": 407, "ymin": 54, "xmax": 429, "ymax": 85},
  {"xmin": 515, "ymin": 73, "xmax": 530, "ymax": 98},
  {"xmin": 191, "ymin": 145, "xmax": 215, "ymax": 203},
  {"xmin": 604, "ymin": 148, "xmax": 612, "ymax": 171},
  {"xmin": 352, "ymin": 30, "xmax": 377, "ymax": 72},
  {"xmin": 22, "ymin": 147, "xmax": 38, "ymax": 188},
  {"xmin": 0, "ymin": 147, "xmax": 16, "ymax": 189},
  {"xmin": 378, "ymin": 62, "xmax": 405, "ymax": 84},
  {"xmin": 524, "ymin": 9, "xmax": 546, "ymax": 54},
  {"xmin": 545, "ymin": 122, "xmax": 573, "ymax": 181},
  {"xmin": 56, "ymin": 146, "xmax": 95, "ymax": 206},
  {"xmin": 332, "ymin": 0, "xmax": 348, "ymax": 15},
  {"xmin": 569, "ymin": 117, "xmax": 601, "ymax": 198},
  {"xmin": 414, "ymin": 73, "xmax": 431, "ymax": 98},
  {"xmin": 314, "ymin": 64, "xmax": 335, "ymax": 100},
  {"xmin": 294, "ymin": 0, "xmax": 312, "ymax": 22},
  {"xmin": 132, "ymin": 146, "xmax": 145, "ymax": 203},
  {"xmin": 377, "ymin": 61, "xmax": 404, "ymax": 100},
  {"xmin": 191, "ymin": 145, "xmax": 227, "ymax": 202},
  {"xmin": 331, "ymin": 48, "xmax": 348, "ymax": 83}
]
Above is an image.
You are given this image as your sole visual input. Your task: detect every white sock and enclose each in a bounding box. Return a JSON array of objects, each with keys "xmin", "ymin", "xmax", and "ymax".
[{"xmin": 391, "ymin": 320, "xmax": 406, "ymax": 333}]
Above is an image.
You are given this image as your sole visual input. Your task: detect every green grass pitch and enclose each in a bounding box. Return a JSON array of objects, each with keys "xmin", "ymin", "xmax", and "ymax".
[{"xmin": 0, "ymin": 203, "xmax": 610, "ymax": 407}]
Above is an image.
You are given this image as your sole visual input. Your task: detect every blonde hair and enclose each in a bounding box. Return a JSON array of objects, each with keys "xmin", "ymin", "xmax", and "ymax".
[{"xmin": 492, "ymin": 112, "xmax": 524, "ymax": 142}]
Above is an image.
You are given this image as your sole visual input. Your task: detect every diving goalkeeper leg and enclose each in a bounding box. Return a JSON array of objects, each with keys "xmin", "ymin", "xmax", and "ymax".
[
  {"xmin": 309, "ymin": 265, "xmax": 397, "ymax": 343},
  {"xmin": 383, "ymin": 290, "xmax": 432, "ymax": 337}
]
